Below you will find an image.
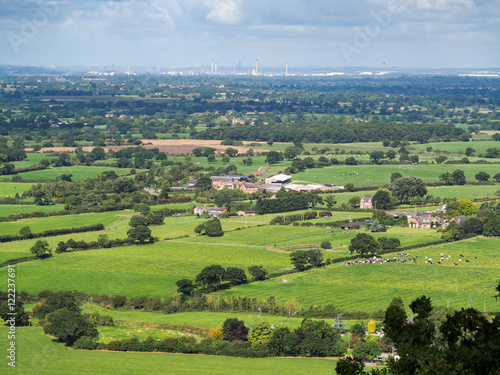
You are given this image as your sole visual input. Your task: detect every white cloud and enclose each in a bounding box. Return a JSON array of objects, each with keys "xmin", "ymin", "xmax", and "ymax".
[{"xmin": 204, "ymin": 0, "xmax": 242, "ymax": 25}]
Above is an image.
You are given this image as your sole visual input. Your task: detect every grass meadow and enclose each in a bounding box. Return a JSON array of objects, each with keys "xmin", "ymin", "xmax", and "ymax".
[
  {"xmin": 0, "ymin": 166, "xmax": 140, "ymax": 181},
  {"xmin": 0, "ymin": 220, "xmax": 447, "ymax": 305},
  {"xmin": 0, "ymin": 204, "xmax": 66, "ymax": 217},
  {"xmin": 0, "ymin": 182, "xmax": 34, "ymax": 197},
  {"xmin": 0, "ymin": 327, "xmax": 337, "ymax": 375},
  {"xmin": 220, "ymin": 236, "xmax": 500, "ymax": 313},
  {"xmin": 292, "ymin": 163, "xmax": 500, "ymax": 187}
]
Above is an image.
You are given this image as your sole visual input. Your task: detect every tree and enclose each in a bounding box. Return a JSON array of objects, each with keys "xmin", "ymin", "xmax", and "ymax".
[
  {"xmin": 308, "ymin": 249, "xmax": 324, "ymax": 267},
  {"xmin": 372, "ymin": 189, "xmax": 392, "ymax": 210},
  {"xmin": 299, "ymin": 319, "xmax": 346, "ymax": 357},
  {"xmin": 215, "ymin": 190, "xmax": 233, "ymax": 211},
  {"xmin": 223, "ymin": 267, "xmax": 247, "ymax": 286},
  {"xmin": 320, "ymin": 240, "xmax": 332, "ymax": 249},
  {"xmin": 248, "ymin": 265, "xmax": 268, "ymax": 281},
  {"xmin": 391, "ymin": 172, "xmax": 403, "ymax": 182},
  {"xmin": 325, "ymin": 195, "xmax": 337, "ymax": 208},
  {"xmin": 19, "ymin": 226, "xmax": 32, "ymax": 239},
  {"xmin": 370, "ymin": 220, "xmax": 384, "ymax": 232},
  {"xmin": 195, "ymin": 265, "xmax": 225, "ymax": 290},
  {"xmin": 389, "ymin": 176, "xmax": 428, "ymax": 203},
  {"xmin": 57, "ymin": 173, "xmax": 73, "ymax": 182},
  {"xmin": 435, "ymin": 155, "xmax": 447, "ymax": 164},
  {"xmin": 195, "ymin": 175, "xmax": 213, "ymax": 191},
  {"xmin": 129, "ymin": 215, "xmax": 149, "ymax": 227},
  {"xmin": 248, "ymin": 321, "xmax": 272, "ymax": 345},
  {"xmin": 386, "ymin": 150, "xmax": 397, "ymax": 160},
  {"xmin": 33, "ymin": 291, "xmax": 82, "ymax": 319},
  {"xmin": 290, "ymin": 251, "xmax": 310, "ymax": 271},
  {"xmin": 475, "ymin": 171, "xmax": 490, "ymax": 181},
  {"xmin": 439, "ymin": 172, "xmax": 452, "ymax": 185},
  {"xmin": 90, "ymin": 146, "xmax": 106, "ymax": 160},
  {"xmin": 335, "ymin": 357, "xmax": 365, "ymax": 375},
  {"xmin": 451, "ymin": 169, "xmax": 466, "ymax": 185},
  {"xmin": 127, "ymin": 225, "xmax": 152, "ymax": 243},
  {"xmin": 207, "ymin": 154, "xmax": 216, "ymax": 164},
  {"xmin": 0, "ymin": 300, "xmax": 30, "ymax": 326},
  {"xmin": 44, "ymin": 308, "xmax": 98, "ymax": 346},
  {"xmin": 97, "ymin": 234, "xmax": 111, "ymax": 248},
  {"xmin": 345, "ymin": 156, "xmax": 357, "ymax": 165},
  {"xmin": 465, "ymin": 147, "xmax": 475, "ymax": 156},
  {"xmin": 30, "ymin": 240, "xmax": 51, "ymax": 257},
  {"xmin": 266, "ymin": 151, "xmax": 282, "ymax": 165},
  {"xmin": 226, "ymin": 320, "xmax": 249, "ymax": 341},
  {"xmin": 493, "ymin": 173, "xmax": 500, "ymax": 183},
  {"xmin": 267, "ymin": 327, "xmax": 300, "ymax": 356},
  {"xmin": 352, "ymin": 341, "xmax": 382, "ymax": 362},
  {"xmin": 224, "ymin": 147, "xmax": 238, "ymax": 157},
  {"xmin": 369, "ymin": 151, "xmax": 385, "ymax": 164},
  {"xmin": 204, "ymin": 217, "xmax": 224, "ymax": 237},
  {"xmin": 349, "ymin": 233, "xmax": 380, "ymax": 255},
  {"xmin": 445, "ymin": 199, "xmax": 478, "ymax": 219},
  {"xmin": 350, "ymin": 323, "xmax": 366, "ymax": 338},
  {"xmin": 284, "ymin": 146, "xmax": 300, "ymax": 160},
  {"xmin": 176, "ymin": 279, "xmax": 195, "ymax": 296}
]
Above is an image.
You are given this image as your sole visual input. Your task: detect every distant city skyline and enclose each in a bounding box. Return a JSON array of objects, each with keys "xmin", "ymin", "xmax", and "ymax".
[{"xmin": 0, "ymin": 0, "xmax": 499, "ymax": 69}]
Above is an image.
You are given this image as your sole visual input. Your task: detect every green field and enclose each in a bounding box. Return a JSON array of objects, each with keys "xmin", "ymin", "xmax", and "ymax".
[
  {"xmin": 0, "ymin": 166, "xmax": 140, "ymax": 182},
  {"xmin": 0, "ymin": 204, "xmax": 66, "ymax": 217},
  {"xmin": 0, "ymin": 327, "xmax": 337, "ymax": 375},
  {"xmin": 292, "ymin": 163, "xmax": 500, "ymax": 187},
  {"xmin": 220, "ymin": 236, "xmax": 500, "ymax": 313},
  {"xmin": 1, "ymin": 222, "xmax": 445, "ymax": 302},
  {"xmin": 0, "ymin": 182, "xmax": 34, "ymax": 198}
]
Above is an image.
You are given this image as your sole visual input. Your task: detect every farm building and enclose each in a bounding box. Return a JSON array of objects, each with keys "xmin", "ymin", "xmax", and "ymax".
[
  {"xmin": 237, "ymin": 210, "xmax": 256, "ymax": 216},
  {"xmin": 193, "ymin": 206, "xmax": 227, "ymax": 217},
  {"xmin": 265, "ymin": 174, "xmax": 292, "ymax": 184}
]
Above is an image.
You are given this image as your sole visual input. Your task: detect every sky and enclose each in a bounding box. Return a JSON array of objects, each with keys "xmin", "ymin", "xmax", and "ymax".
[{"xmin": 0, "ymin": 0, "xmax": 499, "ymax": 69}]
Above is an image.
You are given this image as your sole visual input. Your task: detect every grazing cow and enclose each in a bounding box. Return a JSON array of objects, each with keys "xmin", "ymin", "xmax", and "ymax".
[
  {"xmin": 437, "ymin": 262, "xmax": 441, "ymax": 264},
  {"xmin": 475, "ymin": 257, "xmax": 477, "ymax": 260},
  {"xmin": 460, "ymin": 255, "xmax": 464, "ymax": 257},
  {"xmin": 454, "ymin": 263, "xmax": 458, "ymax": 266},
  {"xmin": 466, "ymin": 260, "xmax": 470, "ymax": 263}
]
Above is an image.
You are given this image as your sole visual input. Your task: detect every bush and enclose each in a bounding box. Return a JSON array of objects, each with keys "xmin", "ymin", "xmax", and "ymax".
[
  {"xmin": 321, "ymin": 240, "xmax": 332, "ymax": 249},
  {"xmin": 73, "ymin": 336, "xmax": 97, "ymax": 350}
]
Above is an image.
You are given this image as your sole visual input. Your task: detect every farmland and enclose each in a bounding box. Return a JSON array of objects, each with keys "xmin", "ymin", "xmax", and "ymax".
[
  {"xmin": 0, "ymin": 327, "xmax": 337, "ymax": 375},
  {"xmin": 1, "ymin": 73, "xmax": 500, "ymax": 373}
]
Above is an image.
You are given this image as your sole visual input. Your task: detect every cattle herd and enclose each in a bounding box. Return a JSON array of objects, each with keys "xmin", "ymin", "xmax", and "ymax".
[{"xmin": 345, "ymin": 252, "xmax": 474, "ymax": 267}]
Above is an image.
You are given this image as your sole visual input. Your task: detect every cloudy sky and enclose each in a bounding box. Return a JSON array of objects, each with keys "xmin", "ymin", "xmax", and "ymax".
[{"xmin": 0, "ymin": 0, "xmax": 499, "ymax": 69}]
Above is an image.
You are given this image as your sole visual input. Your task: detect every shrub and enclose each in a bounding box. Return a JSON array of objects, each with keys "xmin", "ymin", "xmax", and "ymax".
[
  {"xmin": 73, "ymin": 336, "xmax": 97, "ymax": 350},
  {"xmin": 321, "ymin": 240, "xmax": 332, "ymax": 249}
]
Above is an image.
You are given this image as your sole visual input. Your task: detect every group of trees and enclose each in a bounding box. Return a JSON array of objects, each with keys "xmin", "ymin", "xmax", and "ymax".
[
  {"xmin": 349, "ymin": 233, "xmax": 401, "ymax": 255},
  {"xmin": 289, "ymin": 249, "xmax": 324, "ymax": 271},
  {"xmin": 176, "ymin": 264, "xmax": 249, "ymax": 295},
  {"xmin": 440, "ymin": 200, "xmax": 500, "ymax": 240},
  {"xmin": 194, "ymin": 217, "xmax": 224, "ymax": 237},
  {"xmin": 33, "ymin": 291, "xmax": 99, "ymax": 347}
]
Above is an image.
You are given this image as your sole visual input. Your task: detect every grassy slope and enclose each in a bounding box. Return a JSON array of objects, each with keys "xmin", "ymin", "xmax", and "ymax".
[
  {"xmin": 220, "ymin": 236, "xmax": 500, "ymax": 313},
  {"xmin": 292, "ymin": 164, "xmax": 500, "ymax": 187},
  {"xmin": 0, "ymin": 166, "xmax": 140, "ymax": 181},
  {"xmin": 0, "ymin": 327, "xmax": 336, "ymax": 375}
]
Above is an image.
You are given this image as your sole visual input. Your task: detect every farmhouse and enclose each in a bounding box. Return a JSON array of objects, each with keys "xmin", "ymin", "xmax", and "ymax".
[
  {"xmin": 360, "ymin": 195, "xmax": 373, "ymax": 209},
  {"xmin": 407, "ymin": 213, "xmax": 445, "ymax": 229},
  {"xmin": 193, "ymin": 206, "xmax": 226, "ymax": 217}
]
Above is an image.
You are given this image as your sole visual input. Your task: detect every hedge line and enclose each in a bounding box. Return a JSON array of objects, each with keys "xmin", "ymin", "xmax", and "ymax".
[{"xmin": 0, "ymin": 223, "xmax": 105, "ymax": 243}]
